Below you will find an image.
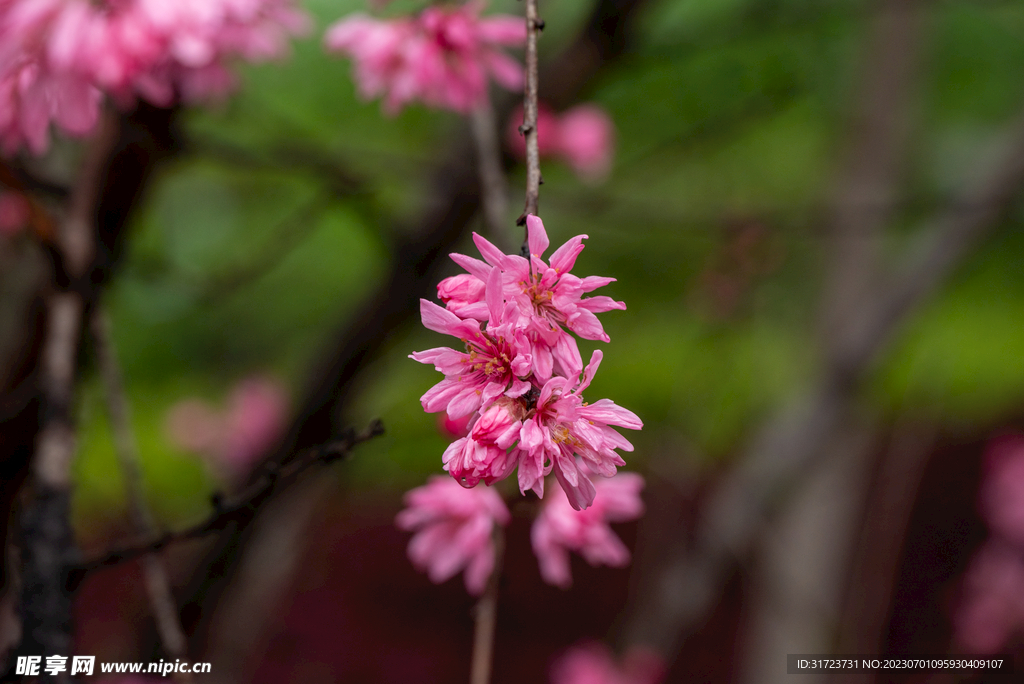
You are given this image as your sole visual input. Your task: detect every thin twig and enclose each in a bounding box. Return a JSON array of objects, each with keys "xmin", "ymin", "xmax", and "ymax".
[
  {"xmin": 470, "ymin": 525, "xmax": 505, "ymax": 684},
  {"xmin": 519, "ymin": 0, "xmax": 542, "ymax": 232},
  {"xmin": 68, "ymin": 420, "xmax": 385, "ymax": 585},
  {"xmin": 470, "ymin": 95, "xmax": 510, "ymax": 243},
  {"xmin": 91, "ymin": 307, "xmax": 193, "ymax": 682}
]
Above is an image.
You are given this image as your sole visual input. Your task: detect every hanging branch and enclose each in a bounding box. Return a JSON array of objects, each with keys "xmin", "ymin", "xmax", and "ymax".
[
  {"xmin": 90, "ymin": 307, "xmax": 193, "ymax": 681},
  {"xmin": 469, "ymin": 527, "xmax": 505, "ymax": 684},
  {"xmin": 519, "ymin": 0, "xmax": 542, "ymax": 232},
  {"xmin": 67, "ymin": 420, "xmax": 385, "ymax": 587},
  {"xmin": 470, "ymin": 96, "xmax": 510, "ymax": 242}
]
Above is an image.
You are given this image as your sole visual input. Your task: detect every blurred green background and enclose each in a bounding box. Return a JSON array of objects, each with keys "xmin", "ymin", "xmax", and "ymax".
[{"xmin": 72, "ymin": 0, "xmax": 1024, "ymax": 541}]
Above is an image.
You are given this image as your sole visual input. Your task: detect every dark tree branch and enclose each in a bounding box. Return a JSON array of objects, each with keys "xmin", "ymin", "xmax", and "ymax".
[
  {"xmin": 1, "ymin": 100, "xmax": 179, "ymax": 676},
  {"xmin": 68, "ymin": 420, "xmax": 384, "ymax": 587},
  {"xmin": 16, "ymin": 109, "xmax": 120, "ymax": 684},
  {"xmin": 91, "ymin": 307, "xmax": 192, "ymax": 678}
]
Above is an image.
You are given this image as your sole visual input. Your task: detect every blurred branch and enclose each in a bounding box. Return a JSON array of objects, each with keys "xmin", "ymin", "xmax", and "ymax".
[
  {"xmin": 90, "ymin": 307, "xmax": 192, "ymax": 680},
  {"xmin": 470, "ymin": 96, "xmax": 510, "ymax": 243},
  {"xmin": 15, "ymin": 109, "xmax": 120, "ymax": 682},
  {"xmin": 621, "ymin": 0, "xmax": 1024, "ymax": 660},
  {"xmin": 470, "ymin": 526, "xmax": 505, "ymax": 684},
  {"xmin": 0, "ymin": 100, "xmax": 178, "ymax": 674},
  {"xmin": 192, "ymin": 137, "xmax": 370, "ymax": 204},
  {"xmin": 68, "ymin": 419, "xmax": 384, "ymax": 585},
  {"xmin": 193, "ymin": 195, "xmax": 333, "ymax": 306}
]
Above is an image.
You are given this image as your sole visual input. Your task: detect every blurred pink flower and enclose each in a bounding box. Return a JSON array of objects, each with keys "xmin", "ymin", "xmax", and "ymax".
[
  {"xmin": 396, "ymin": 475, "xmax": 510, "ymax": 595},
  {"xmin": 556, "ymin": 105, "xmax": 615, "ymax": 181},
  {"xmin": 980, "ymin": 433, "xmax": 1024, "ymax": 545},
  {"xmin": 165, "ymin": 398, "xmax": 224, "ymax": 455},
  {"xmin": 551, "ymin": 642, "xmax": 665, "ymax": 684},
  {"xmin": 954, "ymin": 541, "xmax": 1024, "ymax": 653},
  {"xmin": 164, "ymin": 375, "xmax": 289, "ymax": 476},
  {"xmin": 0, "ymin": 0, "xmax": 103, "ymax": 153},
  {"xmin": 531, "ymin": 472, "xmax": 644, "ymax": 587},
  {"xmin": 507, "ymin": 103, "xmax": 616, "ymax": 182},
  {"xmin": 0, "ymin": 190, "xmax": 29, "ymax": 235},
  {"xmin": 324, "ymin": 2, "xmax": 525, "ymax": 114},
  {"xmin": 0, "ymin": 0, "xmax": 307, "ymax": 152},
  {"xmin": 223, "ymin": 376, "xmax": 289, "ymax": 469}
]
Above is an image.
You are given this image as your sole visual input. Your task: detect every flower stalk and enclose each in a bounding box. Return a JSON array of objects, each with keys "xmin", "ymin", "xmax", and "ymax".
[
  {"xmin": 470, "ymin": 525, "xmax": 505, "ymax": 684},
  {"xmin": 521, "ymin": 0, "xmax": 542, "ymax": 227}
]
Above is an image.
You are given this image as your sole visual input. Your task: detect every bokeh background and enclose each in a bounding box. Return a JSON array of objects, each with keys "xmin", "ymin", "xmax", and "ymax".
[{"xmin": 4, "ymin": 0, "xmax": 1024, "ymax": 682}]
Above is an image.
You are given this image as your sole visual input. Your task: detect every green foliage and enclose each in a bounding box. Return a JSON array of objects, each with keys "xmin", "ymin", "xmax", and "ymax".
[{"xmin": 73, "ymin": 0, "xmax": 1024, "ymax": 532}]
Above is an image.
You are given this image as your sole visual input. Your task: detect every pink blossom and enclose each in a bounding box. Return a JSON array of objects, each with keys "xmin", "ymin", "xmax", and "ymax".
[
  {"xmin": 414, "ymin": 216, "xmax": 639, "ymax": 510},
  {"xmin": 324, "ymin": 2, "xmax": 525, "ymax": 115},
  {"xmin": 507, "ymin": 103, "xmax": 615, "ymax": 182},
  {"xmin": 0, "ymin": 190, "xmax": 29, "ymax": 236},
  {"xmin": 222, "ymin": 375, "xmax": 289, "ymax": 470},
  {"xmin": 438, "ymin": 214, "xmax": 625, "ymax": 380},
  {"xmin": 0, "ymin": 0, "xmax": 307, "ymax": 152},
  {"xmin": 91, "ymin": 0, "xmax": 309, "ymax": 106},
  {"xmin": 437, "ymin": 411, "xmax": 472, "ymax": 439},
  {"xmin": 954, "ymin": 540, "xmax": 1024, "ymax": 653},
  {"xmin": 442, "ymin": 399, "xmax": 523, "ymax": 487},
  {"xmin": 532, "ymin": 472, "xmax": 644, "ymax": 587},
  {"xmin": 980, "ymin": 434, "xmax": 1024, "ymax": 545},
  {"xmin": 515, "ymin": 351, "xmax": 641, "ymax": 508},
  {"xmin": 551, "ymin": 642, "xmax": 665, "ymax": 684},
  {"xmin": 410, "ymin": 274, "xmax": 533, "ymax": 420},
  {"xmin": 164, "ymin": 398, "xmax": 224, "ymax": 455},
  {"xmin": 396, "ymin": 475, "xmax": 509, "ymax": 595},
  {"xmin": 163, "ymin": 375, "xmax": 289, "ymax": 476},
  {"xmin": 555, "ymin": 105, "xmax": 614, "ymax": 181},
  {"xmin": 0, "ymin": 0, "xmax": 103, "ymax": 153}
]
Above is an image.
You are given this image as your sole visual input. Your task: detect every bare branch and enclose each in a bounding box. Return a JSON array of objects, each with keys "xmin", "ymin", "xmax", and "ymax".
[
  {"xmin": 520, "ymin": 0, "xmax": 542, "ymax": 229},
  {"xmin": 470, "ymin": 96, "xmax": 511, "ymax": 244},
  {"xmin": 68, "ymin": 420, "xmax": 384, "ymax": 586},
  {"xmin": 91, "ymin": 307, "xmax": 192, "ymax": 680}
]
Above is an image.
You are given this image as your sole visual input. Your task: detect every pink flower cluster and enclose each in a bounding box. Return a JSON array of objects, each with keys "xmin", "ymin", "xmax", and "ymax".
[
  {"xmin": 0, "ymin": 0, "xmax": 308, "ymax": 153},
  {"xmin": 396, "ymin": 475, "xmax": 509, "ymax": 595},
  {"xmin": 955, "ymin": 434, "xmax": 1024, "ymax": 652},
  {"xmin": 508, "ymin": 103, "xmax": 616, "ymax": 182},
  {"xmin": 324, "ymin": 2, "xmax": 525, "ymax": 114},
  {"xmin": 164, "ymin": 375, "xmax": 289, "ymax": 479},
  {"xmin": 532, "ymin": 473, "xmax": 644, "ymax": 588},
  {"xmin": 550, "ymin": 642, "xmax": 665, "ymax": 684},
  {"xmin": 411, "ymin": 215, "xmax": 640, "ymax": 511}
]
